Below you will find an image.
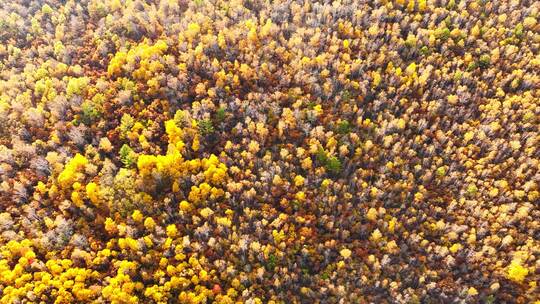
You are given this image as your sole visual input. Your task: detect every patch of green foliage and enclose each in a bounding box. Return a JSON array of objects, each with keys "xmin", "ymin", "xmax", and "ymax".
[
  {"xmin": 316, "ymin": 146, "xmax": 328, "ymax": 164},
  {"xmin": 437, "ymin": 28, "xmax": 451, "ymax": 41},
  {"xmin": 215, "ymin": 107, "xmax": 226, "ymax": 123},
  {"xmin": 198, "ymin": 119, "xmax": 215, "ymax": 135},
  {"xmin": 316, "ymin": 147, "xmax": 342, "ymax": 175},
  {"xmin": 80, "ymin": 101, "xmax": 101, "ymax": 126},
  {"xmin": 485, "ymin": 295, "xmax": 496, "ymax": 304},
  {"xmin": 341, "ymin": 90, "xmax": 351, "ymax": 102},
  {"xmin": 336, "ymin": 120, "xmax": 351, "ymax": 134},
  {"xmin": 266, "ymin": 254, "xmax": 277, "ymax": 271},
  {"xmin": 119, "ymin": 144, "xmax": 136, "ymax": 167},
  {"xmin": 514, "ymin": 23, "xmax": 524, "ymax": 39},
  {"xmin": 290, "ymin": 200, "xmax": 301, "ymax": 211},
  {"xmin": 467, "ymin": 62, "xmax": 478, "ymax": 71},
  {"xmin": 326, "ymin": 156, "xmax": 342, "ymax": 174},
  {"xmin": 477, "ymin": 54, "xmax": 490, "ymax": 69}
]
